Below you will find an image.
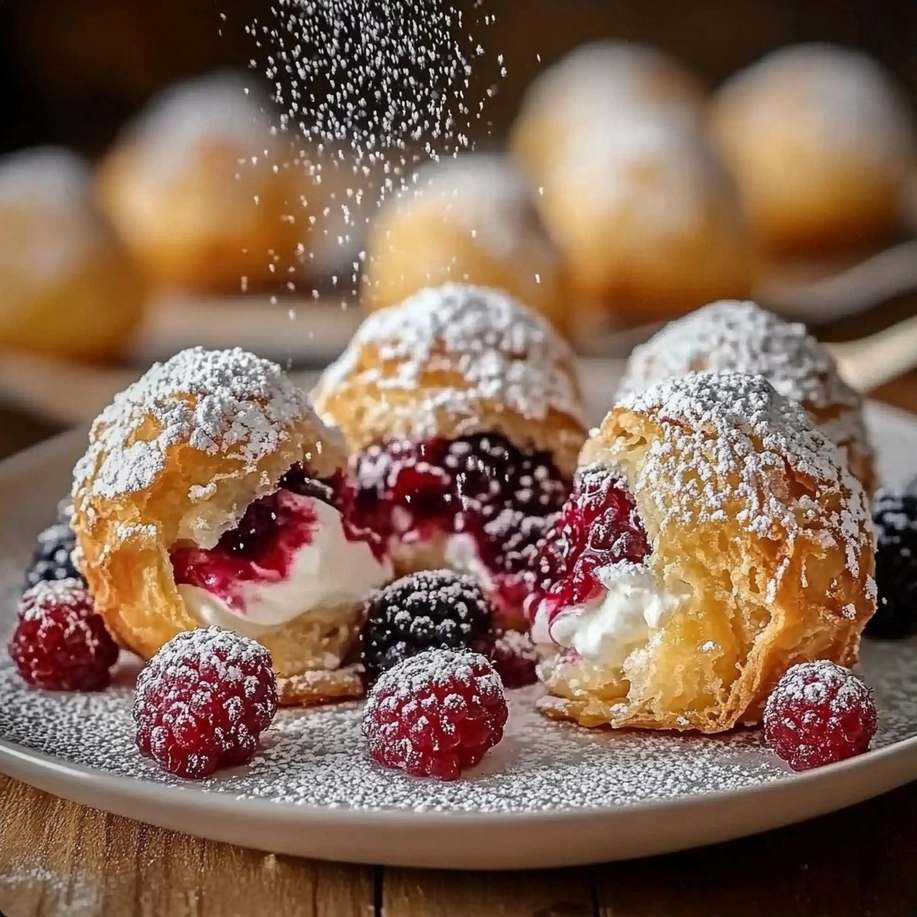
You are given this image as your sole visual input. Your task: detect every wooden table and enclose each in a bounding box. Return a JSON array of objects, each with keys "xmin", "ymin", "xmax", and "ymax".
[{"xmin": 2, "ymin": 367, "xmax": 917, "ymax": 917}]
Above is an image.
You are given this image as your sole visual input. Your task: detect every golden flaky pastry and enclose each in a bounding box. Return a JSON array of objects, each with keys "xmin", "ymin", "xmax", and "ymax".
[
  {"xmin": 72, "ymin": 347, "xmax": 389, "ymax": 705},
  {"xmin": 361, "ymin": 154, "xmax": 569, "ymax": 333},
  {"xmin": 314, "ymin": 284, "xmax": 586, "ymax": 475},
  {"xmin": 313, "ymin": 284, "xmax": 586, "ymax": 626},
  {"xmin": 536, "ymin": 371, "xmax": 876, "ymax": 734},
  {"xmin": 617, "ymin": 300, "xmax": 875, "ymax": 494}
]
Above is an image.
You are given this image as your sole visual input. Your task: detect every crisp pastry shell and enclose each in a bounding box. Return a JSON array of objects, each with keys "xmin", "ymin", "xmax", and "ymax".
[
  {"xmin": 538, "ymin": 386, "xmax": 875, "ymax": 733},
  {"xmin": 73, "ymin": 396, "xmax": 371, "ymax": 704}
]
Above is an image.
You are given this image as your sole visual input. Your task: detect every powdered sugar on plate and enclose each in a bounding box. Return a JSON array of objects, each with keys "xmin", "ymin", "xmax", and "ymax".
[
  {"xmin": 72, "ymin": 347, "xmax": 311, "ymax": 502},
  {"xmin": 1, "ymin": 630, "xmax": 915, "ymax": 816},
  {"xmin": 317, "ymin": 283, "xmax": 584, "ymax": 435}
]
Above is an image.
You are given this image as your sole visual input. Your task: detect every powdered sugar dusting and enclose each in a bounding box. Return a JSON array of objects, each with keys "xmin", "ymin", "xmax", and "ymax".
[
  {"xmin": 621, "ymin": 372, "xmax": 871, "ymax": 569},
  {"xmin": 73, "ymin": 348, "xmax": 310, "ymax": 501},
  {"xmin": 318, "ymin": 284, "xmax": 583, "ymax": 434},
  {"xmin": 618, "ymin": 301, "xmax": 866, "ymax": 452},
  {"xmin": 1, "ymin": 635, "xmax": 916, "ymax": 815}
]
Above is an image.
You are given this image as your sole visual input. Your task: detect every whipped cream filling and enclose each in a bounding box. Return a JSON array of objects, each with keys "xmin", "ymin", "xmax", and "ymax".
[
  {"xmin": 548, "ymin": 562, "xmax": 692, "ymax": 669},
  {"xmin": 179, "ymin": 497, "xmax": 391, "ymax": 636}
]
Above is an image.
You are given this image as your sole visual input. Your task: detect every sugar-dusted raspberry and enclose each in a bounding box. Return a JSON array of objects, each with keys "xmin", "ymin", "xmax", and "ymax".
[
  {"xmin": 764, "ymin": 660, "xmax": 878, "ymax": 771},
  {"xmin": 868, "ymin": 486, "xmax": 917, "ymax": 638},
  {"xmin": 8, "ymin": 579, "xmax": 118, "ymax": 691},
  {"xmin": 362, "ymin": 648, "xmax": 508, "ymax": 780},
  {"xmin": 489, "ymin": 629, "xmax": 538, "ymax": 689},
  {"xmin": 133, "ymin": 626, "xmax": 278, "ymax": 779},
  {"xmin": 361, "ymin": 570, "xmax": 494, "ymax": 684}
]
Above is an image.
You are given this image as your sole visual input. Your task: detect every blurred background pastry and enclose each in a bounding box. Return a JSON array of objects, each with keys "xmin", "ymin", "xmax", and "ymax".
[
  {"xmin": 526, "ymin": 107, "xmax": 754, "ymax": 326},
  {"xmin": 95, "ymin": 71, "xmax": 331, "ymax": 294},
  {"xmin": 361, "ymin": 154, "xmax": 568, "ymax": 331},
  {"xmin": 711, "ymin": 44, "xmax": 917, "ymax": 256},
  {"xmin": 510, "ymin": 40, "xmax": 707, "ymax": 186},
  {"xmin": 0, "ymin": 146, "xmax": 145, "ymax": 361}
]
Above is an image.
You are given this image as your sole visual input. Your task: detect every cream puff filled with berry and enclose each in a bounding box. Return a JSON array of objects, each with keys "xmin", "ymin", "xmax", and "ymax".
[
  {"xmin": 530, "ymin": 371, "xmax": 875, "ymax": 733},
  {"xmin": 617, "ymin": 300, "xmax": 875, "ymax": 494},
  {"xmin": 312, "ymin": 284, "xmax": 587, "ymax": 629},
  {"xmin": 72, "ymin": 347, "xmax": 391, "ymax": 704}
]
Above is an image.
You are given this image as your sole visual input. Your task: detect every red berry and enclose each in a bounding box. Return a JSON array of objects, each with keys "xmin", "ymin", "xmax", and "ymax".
[
  {"xmin": 9, "ymin": 579, "xmax": 118, "ymax": 691},
  {"xmin": 764, "ymin": 660, "xmax": 878, "ymax": 772},
  {"xmin": 133, "ymin": 626, "xmax": 278, "ymax": 779},
  {"xmin": 526, "ymin": 465, "xmax": 648, "ymax": 633},
  {"xmin": 489, "ymin": 630, "xmax": 538, "ymax": 689},
  {"xmin": 362, "ymin": 648, "xmax": 508, "ymax": 780}
]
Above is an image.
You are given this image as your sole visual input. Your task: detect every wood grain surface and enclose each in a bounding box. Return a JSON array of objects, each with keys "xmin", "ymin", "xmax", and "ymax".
[{"xmin": 2, "ymin": 357, "xmax": 917, "ymax": 917}]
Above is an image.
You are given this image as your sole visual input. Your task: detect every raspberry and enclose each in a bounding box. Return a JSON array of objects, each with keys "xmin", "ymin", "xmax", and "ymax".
[
  {"xmin": 867, "ymin": 486, "xmax": 917, "ymax": 638},
  {"xmin": 489, "ymin": 630, "xmax": 538, "ymax": 689},
  {"xmin": 361, "ymin": 570, "xmax": 494, "ymax": 684},
  {"xmin": 25, "ymin": 522, "xmax": 84, "ymax": 589},
  {"xmin": 764, "ymin": 660, "xmax": 878, "ymax": 771},
  {"xmin": 362, "ymin": 648, "xmax": 508, "ymax": 780},
  {"xmin": 527, "ymin": 464, "xmax": 648, "ymax": 631},
  {"xmin": 8, "ymin": 579, "xmax": 118, "ymax": 691},
  {"xmin": 133, "ymin": 626, "xmax": 278, "ymax": 779}
]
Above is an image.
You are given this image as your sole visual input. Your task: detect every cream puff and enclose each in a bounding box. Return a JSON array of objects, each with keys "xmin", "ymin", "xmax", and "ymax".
[
  {"xmin": 511, "ymin": 40, "xmax": 707, "ymax": 186},
  {"xmin": 0, "ymin": 147, "xmax": 145, "ymax": 361},
  {"xmin": 312, "ymin": 284, "xmax": 587, "ymax": 628},
  {"xmin": 531, "ymin": 371, "xmax": 875, "ymax": 733},
  {"xmin": 711, "ymin": 44, "xmax": 917, "ymax": 254},
  {"xmin": 361, "ymin": 154, "xmax": 568, "ymax": 333},
  {"xmin": 527, "ymin": 108, "xmax": 754, "ymax": 324},
  {"xmin": 72, "ymin": 347, "xmax": 391, "ymax": 704},
  {"xmin": 617, "ymin": 300, "xmax": 874, "ymax": 494},
  {"xmin": 95, "ymin": 72, "xmax": 321, "ymax": 293}
]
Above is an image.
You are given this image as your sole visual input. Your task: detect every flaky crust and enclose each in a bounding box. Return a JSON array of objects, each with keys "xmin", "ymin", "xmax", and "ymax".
[
  {"xmin": 72, "ymin": 349, "xmax": 368, "ymax": 703},
  {"xmin": 313, "ymin": 285, "xmax": 587, "ymax": 477},
  {"xmin": 539, "ymin": 372, "xmax": 876, "ymax": 733}
]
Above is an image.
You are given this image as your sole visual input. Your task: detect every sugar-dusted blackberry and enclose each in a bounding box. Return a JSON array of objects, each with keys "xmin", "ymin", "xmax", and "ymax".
[
  {"xmin": 361, "ymin": 570, "xmax": 494, "ymax": 683},
  {"xmin": 868, "ymin": 486, "xmax": 917, "ymax": 638},
  {"xmin": 25, "ymin": 522, "xmax": 84, "ymax": 589}
]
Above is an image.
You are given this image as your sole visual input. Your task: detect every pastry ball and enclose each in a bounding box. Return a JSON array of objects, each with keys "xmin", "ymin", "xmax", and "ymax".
[
  {"xmin": 533, "ymin": 111, "xmax": 754, "ymax": 322},
  {"xmin": 532, "ymin": 371, "xmax": 875, "ymax": 733},
  {"xmin": 72, "ymin": 347, "xmax": 391, "ymax": 705},
  {"xmin": 711, "ymin": 44, "xmax": 917, "ymax": 254},
  {"xmin": 511, "ymin": 40, "xmax": 707, "ymax": 184},
  {"xmin": 313, "ymin": 284, "xmax": 586, "ymax": 627},
  {"xmin": 0, "ymin": 147, "xmax": 145, "ymax": 361},
  {"xmin": 361, "ymin": 154, "xmax": 568, "ymax": 331},
  {"xmin": 618, "ymin": 300, "xmax": 874, "ymax": 493},
  {"xmin": 96, "ymin": 72, "xmax": 320, "ymax": 293}
]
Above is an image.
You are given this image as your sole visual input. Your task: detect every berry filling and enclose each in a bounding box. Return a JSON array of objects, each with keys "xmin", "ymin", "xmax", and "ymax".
[
  {"xmin": 171, "ymin": 464, "xmax": 385, "ymax": 613},
  {"xmin": 527, "ymin": 465, "xmax": 650, "ymax": 639},
  {"xmin": 353, "ymin": 432, "xmax": 569, "ymax": 610}
]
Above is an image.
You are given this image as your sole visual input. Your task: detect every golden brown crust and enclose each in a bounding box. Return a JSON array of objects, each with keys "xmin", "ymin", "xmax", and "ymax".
[
  {"xmin": 72, "ymin": 348, "xmax": 371, "ymax": 699},
  {"xmin": 313, "ymin": 284, "xmax": 587, "ymax": 477},
  {"xmin": 540, "ymin": 372, "xmax": 876, "ymax": 733}
]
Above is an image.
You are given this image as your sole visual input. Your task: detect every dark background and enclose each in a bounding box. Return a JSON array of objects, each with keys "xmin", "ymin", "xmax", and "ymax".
[{"xmin": 2, "ymin": 0, "xmax": 917, "ymax": 158}]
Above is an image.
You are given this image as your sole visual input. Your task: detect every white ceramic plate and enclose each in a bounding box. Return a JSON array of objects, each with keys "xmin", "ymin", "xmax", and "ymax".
[{"xmin": 0, "ymin": 403, "xmax": 916, "ymax": 871}]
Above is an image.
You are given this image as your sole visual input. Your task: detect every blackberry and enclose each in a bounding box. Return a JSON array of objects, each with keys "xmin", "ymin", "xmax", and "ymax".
[
  {"xmin": 868, "ymin": 487, "xmax": 917, "ymax": 639},
  {"xmin": 361, "ymin": 570, "xmax": 494, "ymax": 684},
  {"xmin": 25, "ymin": 523, "xmax": 84, "ymax": 590}
]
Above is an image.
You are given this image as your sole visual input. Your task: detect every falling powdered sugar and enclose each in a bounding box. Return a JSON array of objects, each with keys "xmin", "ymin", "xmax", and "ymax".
[{"xmin": 72, "ymin": 347, "xmax": 310, "ymax": 502}]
